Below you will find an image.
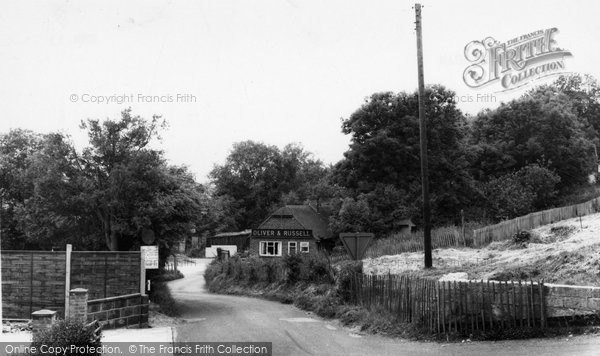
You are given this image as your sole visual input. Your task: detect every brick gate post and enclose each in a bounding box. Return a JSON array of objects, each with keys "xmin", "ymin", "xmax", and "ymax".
[
  {"xmin": 68, "ymin": 288, "xmax": 88, "ymax": 322},
  {"xmin": 31, "ymin": 309, "xmax": 57, "ymax": 335}
]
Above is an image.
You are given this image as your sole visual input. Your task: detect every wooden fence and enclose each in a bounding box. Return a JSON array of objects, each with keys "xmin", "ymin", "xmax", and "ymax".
[
  {"xmin": 2, "ymin": 248, "xmax": 141, "ymax": 319},
  {"xmin": 349, "ymin": 274, "xmax": 546, "ymax": 334},
  {"xmin": 164, "ymin": 255, "xmax": 198, "ymax": 271},
  {"xmin": 473, "ymin": 197, "xmax": 600, "ymax": 247},
  {"xmin": 365, "ymin": 227, "xmax": 467, "ymax": 258}
]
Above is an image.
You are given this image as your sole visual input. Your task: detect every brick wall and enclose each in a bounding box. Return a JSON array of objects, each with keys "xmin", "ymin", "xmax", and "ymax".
[
  {"xmin": 87, "ymin": 293, "xmax": 149, "ymax": 329},
  {"xmin": 249, "ymin": 238, "xmax": 317, "ymax": 257},
  {"xmin": 70, "ymin": 252, "xmax": 140, "ymax": 300},
  {"xmin": 1, "ymin": 251, "xmax": 66, "ymax": 319}
]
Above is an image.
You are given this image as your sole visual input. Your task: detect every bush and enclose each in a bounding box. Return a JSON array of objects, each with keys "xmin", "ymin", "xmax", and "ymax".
[
  {"xmin": 148, "ymin": 280, "xmax": 179, "ymax": 316},
  {"xmin": 283, "ymin": 254, "xmax": 303, "ymax": 284},
  {"xmin": 302, "ymin": 253, "xmax": 334, "ymax": 283},
  {"xmin": 512, "ymin": 230, "xmax": 531, "ymax": 246},
  {"xmin": 153, "ymin": 270, "xmax": 184, "ymax": 282},
  {"xmin": 264, "ymin": 259, "xmax": 280, "ymax": 283},
  {"xmin": 335, "ymin": 260, "xmax": 363, "ymax": 302},
  {"xmin": 31, "ymin": 319, "xmax": 101, "ymax": 356},
  {"xmin": 187, "ymin": 247, "xmax": 204, "ymax": 258}
]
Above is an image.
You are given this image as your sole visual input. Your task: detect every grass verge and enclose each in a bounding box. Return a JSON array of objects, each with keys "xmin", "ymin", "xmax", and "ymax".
[{"xmin": 148, "ymin": 269, "xmax": 183, "ymax": 317}]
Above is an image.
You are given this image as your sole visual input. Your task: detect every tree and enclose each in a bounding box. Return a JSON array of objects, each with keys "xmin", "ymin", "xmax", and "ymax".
[
  {"xmin": 469, "ymin": 87, "xmax": 595, "ymax": 188},
  {"xmin": 0, "ymin": 109, "xmax": 206, "ymax": 254},
  {"xmin": 210, "ymin": 141, "xmax": 329, "ymax": 230},
  {"xmin": 75, "ymin": 109, "xmax": 169, "ymax": 250},
  {"xmin": 332, "ymin": 85, "xmax": 475, "ymax": 228},
  {"xmin": 0, "ymin": 129, "xmax": 58, "ymax": 248},
  {"xmin": 481, "ymin": 164, "xmax": 561, "ymax": 220}
]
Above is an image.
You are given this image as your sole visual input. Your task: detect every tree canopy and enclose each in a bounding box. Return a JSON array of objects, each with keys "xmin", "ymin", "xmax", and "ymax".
[{"xmin": 0, "ymin": 109, "xmax": 206, "ymax": 254}]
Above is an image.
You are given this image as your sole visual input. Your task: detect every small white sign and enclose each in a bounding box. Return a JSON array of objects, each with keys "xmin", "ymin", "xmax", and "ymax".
[{"xmin": 141, "ymin": 245, "xmax": 159, "ymax": 269}]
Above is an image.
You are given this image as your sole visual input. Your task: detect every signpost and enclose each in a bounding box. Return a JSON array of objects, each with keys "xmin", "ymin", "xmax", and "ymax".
[
  {"xmin": 339, "ymin": 233, "xmax": 374, "ymax": 260},
  {"xmin": 141, "ymin": 245, "xmax": 159, "ymax": 269}
]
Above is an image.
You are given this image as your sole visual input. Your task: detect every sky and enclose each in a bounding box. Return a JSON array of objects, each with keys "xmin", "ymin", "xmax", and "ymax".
[{"xmin": 1, "ymin": 0, "xmax": 599, "ymax": 182}]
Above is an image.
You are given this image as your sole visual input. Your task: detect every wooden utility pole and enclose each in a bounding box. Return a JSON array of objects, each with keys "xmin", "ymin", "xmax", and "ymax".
[
  {"xmin": 0, "ymin": 191, "xmax": 4, "ymax": 325},
  {"xmin": 415, "ymin": 3, "xmax": 432, "ymax": 268}
]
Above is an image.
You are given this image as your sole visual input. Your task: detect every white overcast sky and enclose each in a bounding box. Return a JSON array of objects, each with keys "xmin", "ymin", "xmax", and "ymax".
[{"xmin": 1, "ymin": 0, "xmax": 599, "ymax": 182}]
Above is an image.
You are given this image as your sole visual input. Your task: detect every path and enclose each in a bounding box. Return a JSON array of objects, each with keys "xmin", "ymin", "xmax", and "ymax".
[{"xmin": 170, "ymin": 259, "xmax": 600, "ymax": 356}]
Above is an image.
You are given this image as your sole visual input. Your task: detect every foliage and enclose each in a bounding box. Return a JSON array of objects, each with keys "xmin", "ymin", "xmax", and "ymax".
[
  {"xmin": 205, "ymin": 252, "xmax": 334, "ymax": 287},
  {"xmin": 282, "ymin": 253, "xmax": 303, "ymax": 284},
  {"xmin": 512, "ymin": 230, "xmax": 532, "ymax": 246},
  {"xmin": 152, "ymin": 269, "xmax": 184, "ymax": 282},
  {"xmin": 209, "ymin": 141, "xmax": 330, "ymax": 230},
  {"xmin": 335, "ymin": 260, "xmax": 363, "ymax": 303},
  {"xmin": 31, "ymin": 319, "xmax": 102, "ymax": 356},
  {"xmin": 470, "ymin": 81, "xmax": 595, "ymax": 188},
  {"xmin": 147, "ymin": 278, "xmax": 180, "ymax": 317},
  {"xmin": 187, "ymin": 247, "xmax": 204, "ymax": 258},
  {"xmin": 332, "ymin": 85, "xmax": 475, "ymax": 228},
  {"xmin": 482, "ymin": 164, "xmax": 561, "ymax": 220},
  {"xmin": 0, "ymin": 110, "xmax": 206, "ymax": 256}
]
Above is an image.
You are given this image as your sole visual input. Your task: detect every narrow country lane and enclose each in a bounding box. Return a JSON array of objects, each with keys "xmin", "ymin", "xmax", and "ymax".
[{"xmin": 169, "ymin": 259, "xmax": 600, "ymax": 356}]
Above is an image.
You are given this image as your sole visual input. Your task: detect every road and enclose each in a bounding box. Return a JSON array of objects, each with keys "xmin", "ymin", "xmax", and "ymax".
[{"xmin": 170, "ymin": 259, "xmax": 600, "ymax": 356}]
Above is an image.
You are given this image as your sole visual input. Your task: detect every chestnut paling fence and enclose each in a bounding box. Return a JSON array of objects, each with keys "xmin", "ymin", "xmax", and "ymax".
[
  {"xmin": 348, "ymin": 274, "xmax": 546, "ymax": 334},
  {"xmin": 365, "ymin": 227, "xmax": 468, "ymax": 258},
  {"xmin": 473, "ymin": 197, "xmax": 600, "ymax": 247}
]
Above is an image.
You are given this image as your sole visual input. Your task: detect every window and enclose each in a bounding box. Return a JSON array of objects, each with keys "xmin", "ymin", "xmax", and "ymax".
[
  {"xmin": 288, "ymin": 241, "xmax": 297, "ymax": 254},
  {"xmin": 300, "ymin": 241, "xmax": 309, "ymax": 253},
  {"xmin": 259, "ymin": 241, "xmax": 282, "ymax": 256}
]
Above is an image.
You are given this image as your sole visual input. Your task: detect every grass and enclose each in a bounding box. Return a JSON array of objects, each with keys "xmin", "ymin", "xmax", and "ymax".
[
  {"xmin": 365, "ymin": 225, "xmax": 479, "ymax": 258},
  {"xmin": 152, "ymin": 269, "xmax": 184, "ymax": 282},
  {"xmin": 147, "ymin": 269, "xmax": 183, "ymax": 316}
]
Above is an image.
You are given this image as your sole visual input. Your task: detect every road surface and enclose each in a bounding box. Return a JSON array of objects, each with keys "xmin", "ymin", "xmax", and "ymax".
[{"xmin": 170, "ymin": 259, "xmax": 600, "ymax": 356}]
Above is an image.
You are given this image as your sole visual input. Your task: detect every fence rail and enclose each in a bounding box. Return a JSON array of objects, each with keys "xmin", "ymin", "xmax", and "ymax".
[
  {"xmin": 164, "ymin": 256, "xmax": 197, "ymax": 271},
  {"xmin": 365, "ymin": 227, "xmax": 467, "ymax": 258},
  {"xmin": 349, "ymin": 274, "xmax": 546, "ymax": 334},
  {"xmin": 473, "ymin": 197, "xmax": 600, "ymax": 247}
]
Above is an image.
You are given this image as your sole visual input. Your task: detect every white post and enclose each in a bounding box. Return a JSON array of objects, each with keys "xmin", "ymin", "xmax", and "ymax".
[
  {"xmin": 64, "ymin": 244, "xmax": 72, "ymax": 319},
  {"xmin": 140, "ymin": 247, "xmax": 146, "ymax": 295}
]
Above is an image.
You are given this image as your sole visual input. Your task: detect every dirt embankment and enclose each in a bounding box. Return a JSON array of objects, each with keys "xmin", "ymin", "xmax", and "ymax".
[{"xmin": 363, "ymin": 213, "xmax": 600, "ymax": 286}]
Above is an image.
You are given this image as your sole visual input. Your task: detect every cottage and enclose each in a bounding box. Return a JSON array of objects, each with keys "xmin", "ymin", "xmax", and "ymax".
[{"xmin": 250, "ymin": 205, "xmax": 333, "ymax": 257}]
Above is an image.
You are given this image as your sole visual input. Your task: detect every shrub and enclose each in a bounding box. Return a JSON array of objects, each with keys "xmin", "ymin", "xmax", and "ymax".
[
  {"xmin": 187, "ymin": 247, "xmax": 204, "ymax": 258},
  {"xmin": 153, "ymin": 270, "xmax": 184, "ymax": 282},
  {"xmin": 31, "ymin": 319, "xmax": 102, "ymax": 356},
  {"xmin": 283, "ymin": 254, "xmax": 303, "ymax": 284},
  {"xmin": 264, "ymin": 259, "xmax": 280, "ymax": 283},
  {"xmin": 148, "ymin": 280, "xmax": 179, "ymax": 316},
  {"xmin": 335, "ymin": 260, "xmax": 363, "ymax": 302},
  {"xmin": 300, "ymin": 253, "xmax": 334, "ymax": 284},
  {"xmin": 512, "ymin": 230, "xmax": 531, "ymax": 246}
]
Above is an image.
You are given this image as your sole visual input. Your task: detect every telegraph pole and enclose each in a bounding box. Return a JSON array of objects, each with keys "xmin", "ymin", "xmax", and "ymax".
[
  {"xmin": 415, "ymin": 3, "xmax": 432, "ymax": 268},
  {"xmin": 0, "ymin": 191, "xmax": 3, "ymax": 325}
]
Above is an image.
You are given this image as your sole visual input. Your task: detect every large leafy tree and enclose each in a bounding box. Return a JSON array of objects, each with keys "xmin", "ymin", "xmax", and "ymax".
[
  {"xmin": 209, "ymin": 141, "xmax": 329, "ymax": 230},
  {"xmin": 469, "ymin": 86, "xmax": 595, "ymax": 188},
  {"xmin": 0, "ymin": 109, "xmax": 206, "ymax": 253},
  {"xmin": 332, "ymin": 85, "xmax": 475, "ymax": 228}
]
